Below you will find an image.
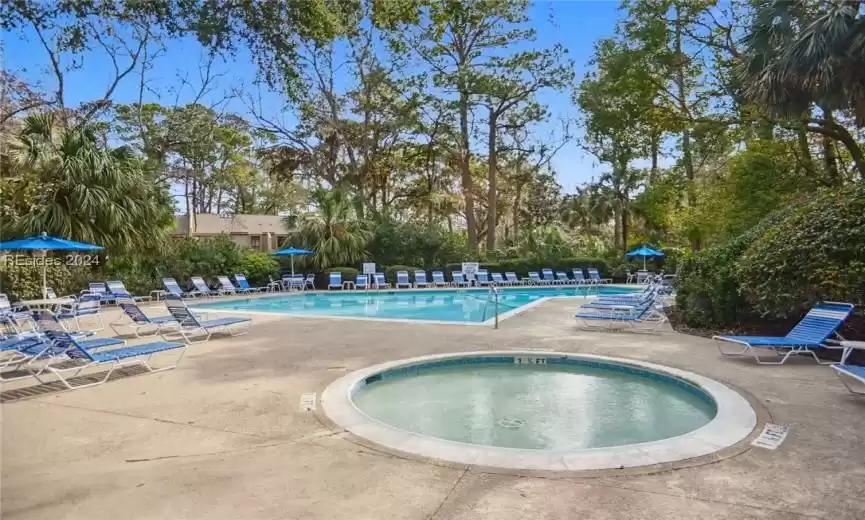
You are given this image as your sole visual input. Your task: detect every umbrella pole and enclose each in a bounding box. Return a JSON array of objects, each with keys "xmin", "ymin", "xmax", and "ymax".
[
  {"xmin": 42, "ymin": 250, "xmax": 48, "ymax": 299},
  {"xmin": 290, "ymin": 255, "xmax": 294, "ymax": 276},
  {"xmin": 643, "ymin": 256, "xmax": 647, "ymax": 270}
]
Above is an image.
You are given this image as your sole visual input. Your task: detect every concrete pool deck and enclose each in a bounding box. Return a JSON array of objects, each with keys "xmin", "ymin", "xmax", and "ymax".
[{"xmin": 3, "ymin": 297, "xmax": 865, "ymax": 519}]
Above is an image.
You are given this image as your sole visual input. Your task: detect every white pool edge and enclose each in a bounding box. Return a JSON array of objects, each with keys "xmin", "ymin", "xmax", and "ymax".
[
  {"xmin": 188, "ymin": 286, "xmax": 623, "ymax": 326},
  {"xmin": 321, "ymin": 351, "xmax": 757, "ymax": 471}
]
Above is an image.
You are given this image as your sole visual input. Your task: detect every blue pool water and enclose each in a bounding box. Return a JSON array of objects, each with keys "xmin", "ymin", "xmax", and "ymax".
[{"xmin": 191, "ymin": 286, "xmax": 639, "ymax": 323}]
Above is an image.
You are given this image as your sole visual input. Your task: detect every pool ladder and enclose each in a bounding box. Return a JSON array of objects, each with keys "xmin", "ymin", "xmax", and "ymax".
[{"xmin": 482, "ymin": 284, "xmax": 500, "ymax": 329}]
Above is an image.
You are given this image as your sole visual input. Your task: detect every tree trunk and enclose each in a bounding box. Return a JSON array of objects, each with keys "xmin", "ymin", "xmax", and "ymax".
[
  {"xmin": 486, "ymin": 107, "xmax": 498, "ymax": 251},
  {"xmin": 674, "ymin": 7, "xmax": 699, "ymax": 250},
  {"xmin": 459, "ymin": 91, "xmax": 478, "ymax": 253},
  {"xmin": 805, "ymin": 118, "xmax": 865, "ymax": 180},
  {"xmin": 620, "ymin": 203, "xmax": 629, "ymax": 255},
  {"xmin": 512, "ymin": 181, "xmax": 524, "ymax": 240},
  {"xmin": 184, "ymin": 178, "xmax": 194, "ymax": 238},
  {"xmin": 796, "ymin": 126, "xmax": 815, "ymax": 177},
  {"xmin": 649, "ymin": 132, "xmax": 659, "ymax": 184},
  {"xmin": 821, "ymin": 106, "xmax": 840, "ymax": 184},
  {"xmin": 613, "ymin": 207, "xmax": 621, "ymax": 252}
]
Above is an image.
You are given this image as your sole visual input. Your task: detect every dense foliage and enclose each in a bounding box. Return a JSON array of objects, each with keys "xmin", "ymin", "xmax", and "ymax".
[
  {"xmin": 738, "ymin": 183, "xmax": 865, "ymax": 316},
  {"xmin": 2, "ymin": 0, "xmax": 864, "ymax": 330}
]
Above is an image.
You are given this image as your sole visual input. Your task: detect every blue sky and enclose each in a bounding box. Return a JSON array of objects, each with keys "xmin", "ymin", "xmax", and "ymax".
[{"xmin": 4, "ymin": 1, "xmax": 625, "ymax": 192}]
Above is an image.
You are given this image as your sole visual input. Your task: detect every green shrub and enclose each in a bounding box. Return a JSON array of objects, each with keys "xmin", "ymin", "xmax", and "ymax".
[
  {"xmin": 737, "ymin": 183, "xmax": 865, "ymax": 316},
  {"xmin": 368, "ymin": 220, "xmax": 468, "ymax": 267},
  {"xmin": 236, "ymin": 252, "xmax": 279, "ymax": 286},
  {"xmin": 0, "ymin": 258, "xmax": 90, "ymax": 300},
  {"xmin": 163, "ymin": 235, "xmax": 245, "ymax": 286},
  {"xmin": 674, "ymin": 237, "xmax": 751, "ymax": 328},
  {"xmin": 384, "ymin": 265, "xmax": 421, "ymax": 284},
  {"xmin": 674, "ymin": 205, "xmax": 796, "ymax": 328}
]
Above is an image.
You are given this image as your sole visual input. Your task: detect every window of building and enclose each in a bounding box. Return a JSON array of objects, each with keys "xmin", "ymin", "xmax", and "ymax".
[{"xmin": 250, "ymin": 235, "xmax": 261, "ymax": 250}]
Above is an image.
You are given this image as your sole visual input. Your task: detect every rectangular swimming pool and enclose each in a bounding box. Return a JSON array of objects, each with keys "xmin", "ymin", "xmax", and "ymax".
[{"xmin": 191, "ymin": 286, "xmax": 639, "ymax": 324}]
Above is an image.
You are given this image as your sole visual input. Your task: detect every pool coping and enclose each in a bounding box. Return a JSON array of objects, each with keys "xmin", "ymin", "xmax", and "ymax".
[
  {"xmin": 187, "ymin": 285, "xmax": 637, "ymax": 327},
  {"xmin": 320, "ymin": 351, "xmax": 758, "ymax": 472}
]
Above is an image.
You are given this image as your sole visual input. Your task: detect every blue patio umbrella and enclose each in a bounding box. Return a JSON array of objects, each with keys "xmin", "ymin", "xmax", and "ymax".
[
  {"xmin": 270, "ymin": 246, "xmax": 314, "ymax": 276},
  {"xmin": 0, "ymin": 232, "xmax": 104, "ymax": 298},
  {"xmin": 625, "ymin": 245, "xmax": 665, "ymax": 270}
]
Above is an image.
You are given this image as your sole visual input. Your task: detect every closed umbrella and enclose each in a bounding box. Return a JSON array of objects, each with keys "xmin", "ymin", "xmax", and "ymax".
[
  {"xmin": 270, "ymin": 247, "xmax": 314, "ymax": 276},
  {"xmin": 0, "ymin": 232, "xmax": 104, "ymax": 298},
  {"xmin": 625, "ymin": 245, "xmax": 665, "ymax": 270}
]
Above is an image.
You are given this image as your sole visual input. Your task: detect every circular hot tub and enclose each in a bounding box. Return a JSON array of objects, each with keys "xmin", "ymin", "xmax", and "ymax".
[{"xmin": 321, "ymin": 351, "xmax": 757, "ymax": 471}]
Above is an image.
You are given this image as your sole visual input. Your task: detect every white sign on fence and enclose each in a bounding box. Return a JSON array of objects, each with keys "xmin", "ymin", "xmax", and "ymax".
[
  {"xmin": 462, "ymin": 262, "xmax": 479, "ymax": 281},
  {"xmin": 362, "ymin": 262, "xmax": 376, "ymax": 275}
]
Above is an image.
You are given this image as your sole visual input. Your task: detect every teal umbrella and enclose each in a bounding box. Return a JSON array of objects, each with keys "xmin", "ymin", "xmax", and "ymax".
[
  {"xmin": 625, "ymin": 245, "xmax": 664, "ymax": 270},
  {"xmin": 0, "ymin": 232, "xmax": 104, "ymax": 298},
  {"xmin": 271, "ymin": 247, "xmax": 314, "ymax": 276}
]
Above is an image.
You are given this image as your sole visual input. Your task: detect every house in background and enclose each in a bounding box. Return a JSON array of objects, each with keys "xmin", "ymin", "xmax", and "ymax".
[{"xmin": 170, "ymin": 214, "xmax": 291, "ymax": 252}]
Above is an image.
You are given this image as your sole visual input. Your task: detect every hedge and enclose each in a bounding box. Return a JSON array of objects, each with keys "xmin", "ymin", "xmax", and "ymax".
[{"xmin": 737, "ymin": 182, "xmax": 865, "ymax": 316}]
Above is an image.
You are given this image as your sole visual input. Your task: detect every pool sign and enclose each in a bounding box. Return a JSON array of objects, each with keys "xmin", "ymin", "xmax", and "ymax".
[
  {"xmin": 751, "ymin": 423, "xmax": 788, "ymax": 450},
  {"xmin": 462, "ymin": 262, "xmax": 479, "ymax": 281},
  {"xmin": 362, "ymin": 262, "xmax": 376, "ymax": 275}
]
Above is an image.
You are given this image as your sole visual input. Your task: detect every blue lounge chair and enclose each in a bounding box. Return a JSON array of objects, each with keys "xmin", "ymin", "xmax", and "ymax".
[
  {"xmin": 373, "ymin": 273, "xmax": 391, "ymax": 289},
  {"xmin": 31, "ymin": 330, "xmax": 186, "ymax": 390},
  {"xmin": 328, "ymin": 272, "xmax": 343, "ymax": 290},
  {"xmin": 831, "ymin": 343, "xmax": 865, "ymax": 395},
  {"xmin": 57, "ymin": 294, "xmax": 104, "ymax": 331},
  {"xmin": 432, "ymin": 271, "xmax": 448, "ymax": 287},
  {"xmin": 161, "ymin": 294, "xmax": 252, "ymax": 343},
  {"xmin": 234, "ymin": 274, "xmax": 265, "ymax": 293},
  {"xmin": 555, "ymin": 271, "xmax": 572, "ymax": 285},
  {"xmin": 491, "ymin": 272, "xmax": 508, "ymax": 286},
  {"xmin": 714, "ymin": 302, "xmax": 854, "ymax": 364},
  {"xmin": 0, "ymin": 310, "xmax": 126, "ymax": 382},
  {"xmin": 475, "ymin": 270, "xmax": 491, "ymax": 287},
  {"xmin": 110, "ymin": 298, "xmax": 181, "ymax": 337},
  {"xmin": 191, "ymin": 276, "xmax": 222, "ymax": 297},
  {"xmin": 414, "ymin": 270, "xmax": 429, "ymax": 288},
  {"xmin": 216, "ymin": 276, "xmax": 241, "ymax": 295},
  {"xmin": 85, "ymin": 282, "xmax": 118, "ymax": 304},
  {"xmin": 505, "ymin": 272, "xmax": 521, "ymax": 285},
  {"xmin": 163, "ymin": 278, "xmax": 201, "ymax": 299},
  {"xmin": 542, "ymin": 269, "xmax": 558, "ymax": 285},
  {"xmin": 528, "ymin": 272, "xmax": 543, "ymax": 285},
  {"xmin": 575, "ymin": 303, "xmax": 668, "ymax": 333},
  {"xmin": 451, "ymin": 271, "xmax": 470, "ymax": 287},
  {"xmin": 106, "ymin": 280, "xmax": 150, "ymax": 302},
  {"xmin": 1, "ymin": 294, "xmax": 33, "ymax": 332},
  {"xmin": 396, "ymin": 271, "xmax": 412, "ymax": 289},
  {"xmin": 587, "ymin": 268, "xmax": 612, "ymax": 284},
  {"xmin": 356, "ymin": 274, "xmax": 370, "ymax": 290}
]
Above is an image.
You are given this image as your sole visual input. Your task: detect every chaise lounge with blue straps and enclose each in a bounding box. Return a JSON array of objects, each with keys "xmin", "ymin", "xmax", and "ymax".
[{"xmin": 714, "ymin": 302, "xmax": 854, "ymax": 365}]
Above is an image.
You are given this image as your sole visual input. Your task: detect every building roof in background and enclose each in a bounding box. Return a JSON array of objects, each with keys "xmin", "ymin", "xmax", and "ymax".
[{"xmin": 171, "ymin": 214, "xmax": 289, "ymax": 236}]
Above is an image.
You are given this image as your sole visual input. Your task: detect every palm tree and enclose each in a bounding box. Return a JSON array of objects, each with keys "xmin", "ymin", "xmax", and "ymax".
[
  {"xmin": 740, "ymin": 0, "xmax": 865, "ymax": 177},
  {"xmin": 285, "ymin": 188, "xmax": 372, "ymax": 270},
  {"xmin": 3, "ymin": 113, "xmax": 174, "ymax": 252}
]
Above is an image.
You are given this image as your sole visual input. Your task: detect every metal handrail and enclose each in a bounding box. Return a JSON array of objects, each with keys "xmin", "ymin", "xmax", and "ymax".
[{"xmin": 488, "ymin": 284, "xmax": 500, "ymax": 329}]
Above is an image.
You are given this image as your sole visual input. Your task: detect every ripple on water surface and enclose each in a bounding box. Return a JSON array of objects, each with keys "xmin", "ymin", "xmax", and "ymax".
[{"xmin": 352, "ymin": 364, "xmax": 717, "ymax": 450}]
